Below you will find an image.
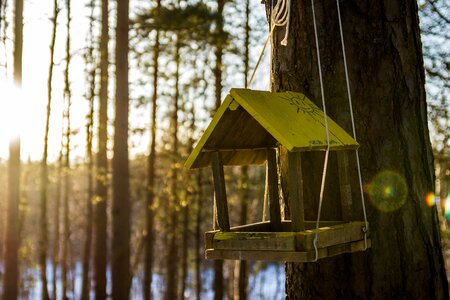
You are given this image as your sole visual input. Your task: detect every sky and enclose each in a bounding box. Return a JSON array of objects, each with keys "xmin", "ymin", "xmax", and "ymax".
[
  {"xmin": 0, "ymin": 0, "xmax": 270, "ymax": 162},
  {"xmin": 0, "ymin": 0, "xmax": 93, "ymax": 162}
]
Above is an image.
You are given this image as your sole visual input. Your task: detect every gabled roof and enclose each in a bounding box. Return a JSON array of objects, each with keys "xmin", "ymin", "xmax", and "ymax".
[{"xmin": 185, "ymin": 89, "xmax": 358, "ymax": 169}]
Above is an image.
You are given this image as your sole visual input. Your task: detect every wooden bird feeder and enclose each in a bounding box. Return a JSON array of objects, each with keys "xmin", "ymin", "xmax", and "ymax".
[{"xmin": 185, "ymin": 89, "xmax": 370, "ymax": 262}]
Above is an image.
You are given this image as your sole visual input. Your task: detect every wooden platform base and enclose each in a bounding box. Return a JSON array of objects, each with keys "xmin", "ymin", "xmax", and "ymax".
[{"xmin": 205, "ymin": 221, "xmax": 370, "ymax": 262}]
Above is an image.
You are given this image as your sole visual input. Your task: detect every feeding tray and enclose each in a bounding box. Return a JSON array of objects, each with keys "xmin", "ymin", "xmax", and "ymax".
[{"xmin": 185, "ymin": 89, "xmax": 370, "ymax": 262}]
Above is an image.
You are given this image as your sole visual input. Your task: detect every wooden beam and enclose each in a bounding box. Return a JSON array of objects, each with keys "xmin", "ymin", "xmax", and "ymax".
[
  {"xmin": 205, "ymin": 239, "xmax": 371, "ymax": 262},
  {"xmin": 211, "ymin": 151, "xmax": 230, "ymax": 231},
  {"xmin": 288, "ymin": 151, "xmax": 305, "ymax": 231},
  {"xmin": 267, "ymin": 148, "xmax": 281, "ymax": 230},
  {"xmin": 337, "ymin": 152, "xmax": 352, "ymax": 221}
]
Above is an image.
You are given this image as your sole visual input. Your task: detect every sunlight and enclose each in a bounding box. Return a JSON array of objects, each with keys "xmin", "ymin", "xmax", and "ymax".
[{"xmin": 0, "ymin": 80, "xmax": 42, "ymax": 158}]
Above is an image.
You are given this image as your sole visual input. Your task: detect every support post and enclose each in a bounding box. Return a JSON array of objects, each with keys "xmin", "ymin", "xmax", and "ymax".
[
  {"xmin": 211, "ymin": 151, "xmax": 230, "ymax": 231},
  {"xmin": 267, "ymin": 148, "xmax": 281, "ymax": 230},
  {"xmin": 288, "ymin": 151, "xmax": 305, "ymax": 232},
  {"xmin": 337, "ymin": 152, "xmax": 352, "ymax": 222}
]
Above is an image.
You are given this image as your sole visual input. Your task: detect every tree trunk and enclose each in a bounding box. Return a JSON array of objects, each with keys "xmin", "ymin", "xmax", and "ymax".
[
  {"xmin": 52, "ymin": 150, "xmax": 62, "ymax": 300},
  {"xmin": 81, "ymin": 4, "xmax": 96, "ymax": 297},
  {"xmin": 143, "ymin": 2, "xmax": 160, "ymax": 299},
  {"xmin": 266, "ymin": 1, "xmax": 449, "ymax": 298},
  {"xmin": 213, "ymin": 1, "xmax": 226, "ymax": 299},
  {"xmin": 61, "ymin": 1, "xmax": 72, "ymax": 298},
  {"xmin": 234, "ymin": 1, "xmax": 251, "ymax": 298},
  {"xmin": 2, "ymin": 0, "xmax": 22, "ymax": 298},
  {"xmin": 112, "ymin": 0, "xmax": 131, "ymax": 298},
  {"xmin": 39, "ymin": 1, "xmax": 58, "ymax": 299},
  {"xmin": 195, "ymin": 170, "xmax": 203, "ymax": 300},
  {"xmin": 164, "ymin": 23, "xmax": 181, "ymax": 300},
  {"xmin": 94, "ymin": 0, "xmax": 109, "ymax": 299}
]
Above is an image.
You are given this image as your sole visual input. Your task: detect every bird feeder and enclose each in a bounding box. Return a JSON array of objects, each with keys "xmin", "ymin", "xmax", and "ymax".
[{"xmin": 185, "ymin": 89, "xmax": 370, "ymax": 262}]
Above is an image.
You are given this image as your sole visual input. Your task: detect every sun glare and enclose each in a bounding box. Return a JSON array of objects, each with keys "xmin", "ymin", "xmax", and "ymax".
[{"xmin": 0, "ymin": 80, "xmax": 43, "ymax": 159}]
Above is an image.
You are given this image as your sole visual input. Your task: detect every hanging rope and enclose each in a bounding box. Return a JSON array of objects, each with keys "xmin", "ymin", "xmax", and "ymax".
[
  {"xmin": 336, "ymin": 0, "xmax": 369, "ymax": 249},
  {"xmin": 247, "ymin": 0, "xmax": 291, "ymax": 88},
  {"xmin": 310, "ymin": 0, "xmax": 331, "ymax": 262}
]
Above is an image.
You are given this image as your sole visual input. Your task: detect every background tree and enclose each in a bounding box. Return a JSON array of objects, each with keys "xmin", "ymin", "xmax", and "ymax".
[
  {"xmin": 2, "ymin": 0, "xmax": 22, "ymax": 298},
  {"xmin": 80, "ymin": 1, "xmax": 97, "ymax": 298},
  {"xmin": 38, "ymin": 1, "xmax": 59, "ymax": 298},
  {"xmin": 94, "ymin": 0, "xmax": 109, "ymax": 298},
  {"xmin": 264, "ymin": 1, "xmax": 449, "ymax": 298},
  {"xmin": 112, "ymin": 0, "xmax": 131, "ymax": 298}
]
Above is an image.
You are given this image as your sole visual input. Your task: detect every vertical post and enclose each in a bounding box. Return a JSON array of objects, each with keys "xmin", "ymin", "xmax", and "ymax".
[
  {"xmin": 211, "ymin": 151, "xmax": 230, "ymax": 231},
  {"xmin": 267, "ymin": 148, "xmax": 281, "ymax": 230},
  {"xmin": 288, "ymin": 151, "xmax": 305, "ymax": 232},
  {"xmin": 337, "ymin": 151, "xmax": 352, "ymax": 222}
]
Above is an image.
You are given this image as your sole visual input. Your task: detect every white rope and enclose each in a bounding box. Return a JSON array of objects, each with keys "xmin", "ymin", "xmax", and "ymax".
[
  {"xmin": 310, "ymin": 0, "xmax": 331, "ymax": 262},
  {"xmin": 336, "ymin": 0, "xmax": 369, "ymax": 249},
  {"xmin": 247, "ymin": 0, "xmax": 291, "ymax": 88}
]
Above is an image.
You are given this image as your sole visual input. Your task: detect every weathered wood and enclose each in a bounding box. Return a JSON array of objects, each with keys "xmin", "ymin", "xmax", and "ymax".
[
  {"xmin": 267, "ymin": 148, "xmax": 281, "ymax": 230},
  {"xmin": 296, "ymin": 222, "xmax": 366, "ymax": 250},
  {"xmin": 211, "ymin": 151, "xmax": 230, "ymax": 231},
  {"xmin": 205, "ymin": 222, "xmax": 367, "ymax": 252},
  {"xmin": 205, "ymin": 239, "xmax": 371, "ymax": 262},
  {"xmin": 288, "ymin": 151, "xmax": 305, "ymax": 231},
  {"xmin": 212, "ymin": 232, "xmax": 297, "ymax": 251},
  {"xmin": 337, "ymin": 152, "xmax": 352, "ymax": 221}
]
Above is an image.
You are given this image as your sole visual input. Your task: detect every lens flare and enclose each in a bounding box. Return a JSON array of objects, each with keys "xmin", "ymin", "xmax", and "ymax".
[
  {"xmin": 445, "ymin": 194, "xmax": 450, "ymax": 218},
  {"xmin": 425, "ymin": 192, "xmax": 437, "ymax": 207},
  {"xmin": 368, "ymin": 171, "xmax": 408, "ymax": 212}
]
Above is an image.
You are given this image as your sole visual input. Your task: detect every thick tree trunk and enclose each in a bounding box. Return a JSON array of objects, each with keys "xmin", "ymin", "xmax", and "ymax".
[
  {"xmin": 2, "ymin": 2, "xmax": 22, "ymax": 299},
  {"xmin": 112, "ymin": 0, "xmax": 131, "ymax": 298},
  {"xmin": 94, "ymin": 0, "xmax": 108, "ymax": 299},
  {"xmin": 266, "ymin": 1, "xmax": 449, "ymax": 299}
]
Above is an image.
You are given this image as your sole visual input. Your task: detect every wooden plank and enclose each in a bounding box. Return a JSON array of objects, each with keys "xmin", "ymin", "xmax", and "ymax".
[
  {"xmin": 211, "ymin": 151, "xmax": 230, "ymax": 231},
  {"xmin": 288, "ymin": 151, "xmax": 305, "ymax": 231},
  {"xmin": 267, "ymin": 148, "xmax": 281, "ymax": 230},
  {"xmin": 205, "ymin": 239, "xmax": 371, "ymax": 262},
  {"xmin": 337, "ymin": 152, "xmax": 352, "ymax": 221},
  {"xmin": 212, "ymin": 232, "xmax": 297, "ymax": 251},
  {"xmin": 296, "ymin": 222, "xmax": 366, "ymax": 250}
]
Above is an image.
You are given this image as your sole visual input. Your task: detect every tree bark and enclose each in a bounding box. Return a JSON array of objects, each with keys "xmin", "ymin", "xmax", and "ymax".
[
  {"xmin": 266, "ymin": 1, "xmax": 449, "ymax": 299},
  {"xmin": 2, "ymin": 1, "xmax": 22, "ymax": 298},
  {"xmin": 112, "ymin": 0, "xmax": 131, "ymax": 298},
  {"xmin": 94, "ymin": 0, "xmax": 108, "ymax": 298}
]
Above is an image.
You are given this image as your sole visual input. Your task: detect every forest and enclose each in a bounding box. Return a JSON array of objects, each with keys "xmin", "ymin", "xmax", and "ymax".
[{"xmin": 0, "ymin": 0, "xmax": 448, "ymax": 299}]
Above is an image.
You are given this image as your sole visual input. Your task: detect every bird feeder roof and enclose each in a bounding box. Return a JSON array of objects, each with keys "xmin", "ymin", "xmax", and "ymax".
[{"xmin": 185, "ymin": 89, "xmax": 358, "ymax": 169}]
